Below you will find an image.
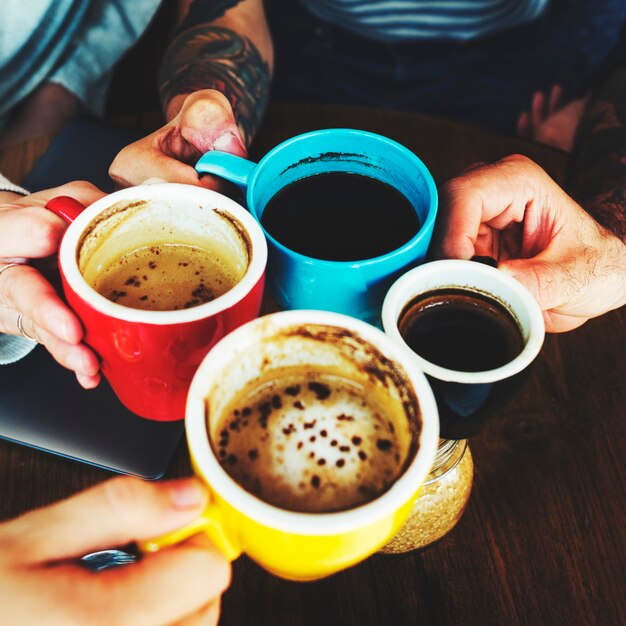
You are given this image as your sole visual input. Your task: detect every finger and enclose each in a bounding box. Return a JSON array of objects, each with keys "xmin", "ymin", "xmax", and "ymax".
[
  {"xmin": 109, "ymin": 139, "xmax": 206, "ymax": 188},
  {"xmin": 76, "ymin": 370, "xmax": 101, "ymax": 389},
  {"xmin": 542, "ymin": 309, "xmax": 588, "ymax": 334},
  {"xmin": 548, "ymin": 84, "xmax": 563, "ymax": 115},
  {"xmin": 0, "ymin": 181, "xmax": 105, "ymax": 258},
  {"xmin": 434, "ymin": 156, "xmax": 534, "ymax": 259},
  {"xmin": 516, "ymin": 111, "xmax": 530, "ymax": 138},
  {"xmin": 0, "ymin": 307, "xmax": 21, "ymax": 336},
  {"xmin": 197, "ymin": 173, "xmax": 229, "ymax": 192},
  {"xmin": 0, "ymin": 263, "xmax": 83, "ymax": 343},
  {"xmin": 179, "ymin": 90, "xmax": 247, "ymax": 156},
  {"xmin": 473, "ymin": 225, "xmax": 498, "ymax": 259},
  {"xmin": 17, "ymin": 180, "xmax": 107, "ymax": 208},
  {"xmin": 0, "ymin": 207, "xmax": 66, "ymax": 258},
  {"xmin": 3, "ymin": 311, "xmax": 100, "ymax": 381},
  {"xmin": 99, "ymin": 549, "xmax": 229, "ymax": 626},
  {"xmin": 4, "ymin": 477, "xmax": 210, "ymax": 562},
  {"xmin": 498, "ymin": 221, "xmax": 524, "ymax": 260},
  {"xmin": 531, "ymin": 91, "xmax": 546, "ymax": 130},
  {"xmin": 37, "ymin": 542, "xmax": 230, "ymax": 626},
  {"xmin": 170, "ymin": 599, "xmax": 221, "ymax": 626},
  {"xmin": 31, "ymin": 324, "xmax": 100, "ymax": 378},
  {"xmin": 432, "ymin": 194, "xmax": 480, "ymax": 259}
]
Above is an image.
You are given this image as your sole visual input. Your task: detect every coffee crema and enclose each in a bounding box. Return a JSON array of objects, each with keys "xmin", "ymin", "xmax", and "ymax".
[
  {"xmin": 260, "ymin": 172, "xmax": 420, "ymax": 261},
  {"xmin": 90, "ymin": 243, "xmax": 239, "ymax": 311},
  {"xmin": 399, "ymin": 288, "xmax": 524, "ymax": 372},
  {"xmin": 211, "ymin": 367, "xmax": 408, "ymax": 513}
]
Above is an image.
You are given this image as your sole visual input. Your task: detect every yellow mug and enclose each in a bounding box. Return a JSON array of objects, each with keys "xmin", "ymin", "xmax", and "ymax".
[{"xmin": 142, "ymin": 310, "xmax": 439, "ymax": 581}]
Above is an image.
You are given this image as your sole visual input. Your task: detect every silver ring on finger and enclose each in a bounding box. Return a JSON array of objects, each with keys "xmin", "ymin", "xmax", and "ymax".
[
  {"xmin": 0, "ymin": 263, "xmax": 22, "ymax": 308},
  {"xmin": 0, "ymin": 263, "xmax": 22, "ymax": 278},
  {"xmin": 16, "ymin": 312, "xmax": 36, "ymax": 341}
]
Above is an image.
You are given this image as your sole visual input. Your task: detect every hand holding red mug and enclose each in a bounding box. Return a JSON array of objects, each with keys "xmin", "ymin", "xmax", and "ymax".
[
  {"xmin": 433, "ymin": 154, "xmax": 626, "ymax": 332},
  {"xmin": 45, "ymin": 183, "xmax": 266, "ymax": 421},
  {"xmin": 0, "ymin": 182, "xmax": 104, "ymax": 387}
]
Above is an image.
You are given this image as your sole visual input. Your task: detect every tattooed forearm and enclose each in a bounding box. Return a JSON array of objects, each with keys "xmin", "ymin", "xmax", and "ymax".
[
  {"xmin": 159, "ymin": 25, "xmax": 270, "ymax": 144},
  {"xmin": 568, "ymin": 66, "xmax": 626, "ymax": 240},
  {"xmin": 161, "ymin": 0, "xmax": 270, "ymax": 144}
]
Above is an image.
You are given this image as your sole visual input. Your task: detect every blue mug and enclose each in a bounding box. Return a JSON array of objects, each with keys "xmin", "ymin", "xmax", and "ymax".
[{"xmin": 196, "ymin": 129, "xmax": 437, "ymax": 325}]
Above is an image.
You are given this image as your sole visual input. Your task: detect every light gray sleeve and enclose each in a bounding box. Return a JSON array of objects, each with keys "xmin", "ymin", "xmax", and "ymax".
[
  {"xmin": 0, "ymin": 334, "xmax": 37, "ymax": 364},
  {"xmin": 48, "ymin": 0, "xmax": 161, "ymax": 115}
]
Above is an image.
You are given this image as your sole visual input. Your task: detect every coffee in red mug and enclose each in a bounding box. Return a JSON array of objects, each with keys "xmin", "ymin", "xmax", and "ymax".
[{"xmin": 46, "ymin": 183, "xmax": 267, "ymax": 421}]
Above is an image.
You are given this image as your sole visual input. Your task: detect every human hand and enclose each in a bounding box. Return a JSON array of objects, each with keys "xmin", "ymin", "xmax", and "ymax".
[
  {"xmin": 516, "ymin": 84, "xmax": 588, "ymax": 152},
  {"xmin": 109, "ymin": 90, "xmax": 247, "ymax": 189},
  {"xmin": 0, "ymin": 182, "xmax": 105, "ymax": 387},
  {"xmin": 433, "ymin": 154, "xmax": 626, "ymax": 332},
  {"xmin": 0, "ymin": 477, "xmax": 230, "ymax": 626}
]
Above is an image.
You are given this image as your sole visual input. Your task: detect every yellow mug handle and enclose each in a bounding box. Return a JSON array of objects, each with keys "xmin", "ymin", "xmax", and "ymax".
[{"xmin": 139, "ymin": 501, "xmax": 242, "ymax": 561}]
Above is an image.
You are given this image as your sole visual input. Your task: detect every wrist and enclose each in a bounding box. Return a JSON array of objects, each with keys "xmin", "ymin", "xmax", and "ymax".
[
  {"xmin": 597, "ymin": 228, "xmax": 626, "ymax": 312},
  {"xmin": 0, "ymin": 191, "xmax": 24, "ymax": 205}
]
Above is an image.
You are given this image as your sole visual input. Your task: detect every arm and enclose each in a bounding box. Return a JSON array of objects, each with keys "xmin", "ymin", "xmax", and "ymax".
[
  {"xmin": 109, "ymin": 0, "xmax": 273, "ymax": 188},
  {"xmin": 161, "ymin": 0, "xmax": 273, "ymax": 144},
  {"xmin": 568, "ymin": 64, "xmax": 626, "ymax": 241},
  {"xmin": 0, "ymin": 477, "xmax": 230, "ymax": 625}
]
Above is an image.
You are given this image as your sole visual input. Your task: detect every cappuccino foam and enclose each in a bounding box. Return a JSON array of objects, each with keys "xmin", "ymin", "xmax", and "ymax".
[
  {"xmin": 212, "ymin": 368, "xmax": 406, "ymax": 513},
  {"xmin": 91, "ymin": 243, "xmax": 238, "ymax": 311}
]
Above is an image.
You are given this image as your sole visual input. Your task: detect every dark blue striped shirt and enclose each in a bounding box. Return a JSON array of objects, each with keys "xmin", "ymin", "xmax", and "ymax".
[{"xmin": 299, "ymin": 0, "xmax": 549, "ymax": 41}]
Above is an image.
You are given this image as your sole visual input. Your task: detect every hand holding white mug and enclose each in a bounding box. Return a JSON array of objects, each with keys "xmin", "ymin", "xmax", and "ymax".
[
  {"xmin": 433, "ymin": 154, "xmax": 626, "ymax": 332},
  {"xmin": 0, "ymin": 182, "xmax": 105, "ymax": 387},
  {"xmin": 109, "ymin": 90, "xmax": 247, "ymax": 189},
  {"xmin": 0, "ymin": 477, "xmax": 230, "ymax": 626}
]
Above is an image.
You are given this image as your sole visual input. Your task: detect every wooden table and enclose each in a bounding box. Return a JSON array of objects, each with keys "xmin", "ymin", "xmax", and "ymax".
[{"xmin": 1, "ymin": 104, "xmax": 624, "ymax": 626}]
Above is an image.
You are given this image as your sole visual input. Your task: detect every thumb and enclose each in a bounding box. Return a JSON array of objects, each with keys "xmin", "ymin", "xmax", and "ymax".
[
  {"xmin": 179, "ymin": 90, "xmax": 247, "ymax": 157},
  {"xmin": 499, "ymin": 256, "xmax": 572, "ymax": 312},
  {"xmin": 501, "ymin": 257, "xmax": 592, "ymax": 332},
  {"xmin": 5, "ymin": 477, "xmax": 208, "ymax": 563}
]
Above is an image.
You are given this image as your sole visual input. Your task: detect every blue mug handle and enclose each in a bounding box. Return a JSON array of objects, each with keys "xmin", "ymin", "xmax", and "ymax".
[{"xmin": 195, "ymin": 151, "xmax": 257, "ymax": 190}]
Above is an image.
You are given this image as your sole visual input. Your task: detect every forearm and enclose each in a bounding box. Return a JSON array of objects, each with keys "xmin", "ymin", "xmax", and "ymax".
[
  {"xmin": 160, "ymin": 0, "xmax": 273, "ymax": 145},
  {"xmin": 569, "ymin": 65, "xmax": 626, "ymax": 241}
]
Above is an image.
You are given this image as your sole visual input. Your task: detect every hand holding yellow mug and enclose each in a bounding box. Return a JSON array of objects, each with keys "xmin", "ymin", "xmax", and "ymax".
[{"xmin": 141, "ymin": 310, "xmax": 439, "ymax": 580}]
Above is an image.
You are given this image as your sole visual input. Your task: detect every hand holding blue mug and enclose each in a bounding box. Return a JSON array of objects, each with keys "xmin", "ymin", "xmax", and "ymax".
[{"xmin": 196, "ymin": 129, "xmax": 437, "ymax": 325}]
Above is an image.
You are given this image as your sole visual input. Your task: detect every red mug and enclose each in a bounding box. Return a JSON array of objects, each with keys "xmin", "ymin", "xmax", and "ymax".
[{"xmin": 46, "ymin": 183, "xmax": 267, "ymax": 421}]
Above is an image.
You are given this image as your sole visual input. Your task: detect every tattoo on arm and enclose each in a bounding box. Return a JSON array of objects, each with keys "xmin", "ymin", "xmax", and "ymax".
[
  {"xmin": 160, "ymin": 0, "xmax": 270, "ymax": 144},
  {"xmin": 568, "ymin": 65, "xmax": 626, "ymax": 240}
]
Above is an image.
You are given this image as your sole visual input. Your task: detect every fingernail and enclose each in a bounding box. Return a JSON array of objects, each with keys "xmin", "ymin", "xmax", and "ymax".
[
  {"xmin": 169, "ymin": 480, "xmax": 207, "ymax": 509},
  {"xmin": 212, "ymin": 131, "xmax": 245, "ymax": 152},
  {"xmin": 66, "ymin": 349, "xmax": 85, "ymax": 372}
]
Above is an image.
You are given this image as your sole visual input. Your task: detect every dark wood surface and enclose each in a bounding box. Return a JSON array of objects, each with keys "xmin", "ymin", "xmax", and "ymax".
[{"xmin": 1, "ymin": 103, "xmax": 624, "ymax": 626}]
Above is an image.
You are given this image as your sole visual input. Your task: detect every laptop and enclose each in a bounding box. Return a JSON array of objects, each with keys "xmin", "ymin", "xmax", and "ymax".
[{"xmin": 0, "ymin": 118, "xmax": 185, "ymax": 479}]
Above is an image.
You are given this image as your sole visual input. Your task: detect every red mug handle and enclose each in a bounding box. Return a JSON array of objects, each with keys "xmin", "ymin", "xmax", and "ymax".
[{"xmin": 45, "ymin": 196, "xmax": 87, "ymax": 223}]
